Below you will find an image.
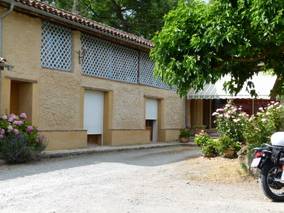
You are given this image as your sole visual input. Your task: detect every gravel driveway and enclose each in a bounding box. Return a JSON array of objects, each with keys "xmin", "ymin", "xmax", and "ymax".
[{"xmin": 0, "ymin": 146, "xmax": 283, "ymax": 213}]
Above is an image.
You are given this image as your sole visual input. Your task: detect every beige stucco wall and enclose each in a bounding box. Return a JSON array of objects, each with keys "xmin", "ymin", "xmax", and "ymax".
[
  {"xmin": 40, "ymin": 130, "xmax": 88, "ymax": 150},
  {"xmin": 0, "ymin": 10, "xmax": 185, "ymax": 150}
]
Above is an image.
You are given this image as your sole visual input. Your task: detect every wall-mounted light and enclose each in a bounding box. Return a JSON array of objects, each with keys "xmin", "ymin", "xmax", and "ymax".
[
  {"xmin": 77, "ymin": 48, "xmax": 86, "ymax": 65},
  {"xmin": 0, "ymin": 57, "xmax": 14, "ymax": 71}
]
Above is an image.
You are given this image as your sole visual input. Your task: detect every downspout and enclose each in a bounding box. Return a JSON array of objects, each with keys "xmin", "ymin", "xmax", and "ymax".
[
  {"xmin": 0, "ymin": 1, "xmax": 15, "ymax": 57},
  {"xmin": 0, "ymin": 1, "xmax": 14, "ymax": 114}
]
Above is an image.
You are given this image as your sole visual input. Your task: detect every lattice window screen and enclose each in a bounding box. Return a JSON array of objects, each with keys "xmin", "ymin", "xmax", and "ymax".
[
  {"xmin": 81, "ymin": 34, "xmax": 139, "ymax": 83},
  {"xmin": 41, "ymin": 21, "xmax": 72, "ymax": 71},
  {"xmin": 139, "ymin": 52, "xmax": 170, "ymax": 89}
]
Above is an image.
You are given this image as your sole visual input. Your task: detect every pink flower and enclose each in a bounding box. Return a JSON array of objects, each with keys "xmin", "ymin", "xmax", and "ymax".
[
  {"xmin": 8, "ymin": 113, "xmax": 16, "ymax": 122},
  {"xmin": 7, "ymin": 125, "xmax": 13, "ymax": 132},
  {"xmin": 212, "ymin": 112, "xmax": 219, "ymax": 116},
  {"xmin": 216, "ymin": 108, "xmax": 224, "ymax": 113},
  {"xmin": 0, "ymin": 135, "xmax": 4, "ymax": 139},
  {"xmin": 13, "ymin": 120, "xmax": 23, "ymax": 126},
  {"xmin": 233, "ymin": 118, "xmax": 240, "ymax": 123},
  {"xmin": 19, "ymin": 113, "xmax": 27, "ymax": 120},
  {"xmin": 0, "ymin": 128, "xmax": 5, "ymax": 135},
  {"xmin": 224, "ymin": 114, "xmax": 230, "ymax": 119},
  {"xmin": 27, "ymin": 126, "xmax": 33, "ymax": 133},
  {"xmin": 13, "ymin": 129, "xmax": 19, "ymax": 135},
  {"xmin": 261, "ymin": 118, "xmax": 267, "ymax": 123}
]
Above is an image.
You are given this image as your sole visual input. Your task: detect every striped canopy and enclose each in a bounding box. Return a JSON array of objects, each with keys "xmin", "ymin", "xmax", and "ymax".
[{"xmin": 187, "ymin": 73, "xmax": 276, "ymax": 100}]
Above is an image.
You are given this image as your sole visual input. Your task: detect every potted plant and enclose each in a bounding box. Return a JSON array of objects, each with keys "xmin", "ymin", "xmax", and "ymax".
[
  {"xmin": 192, "ymin": 125, "xmax": 207, "ymax": 135},
  {"xmin": 179, "ymin": 128, "xmax": 192, "ymax": 143},
  {"xmin": 217, "ymin": 135, "xmax": 241, "ymax": 159}
]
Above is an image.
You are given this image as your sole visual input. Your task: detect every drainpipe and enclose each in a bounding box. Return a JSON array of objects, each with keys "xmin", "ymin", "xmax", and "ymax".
[
  {"xmin": 0, "ymin": 1, "xmax": 14, "ymax": 114},
  {"xmin": 0, "ymin": 1, "xmax": 15, "ymax": 57}
]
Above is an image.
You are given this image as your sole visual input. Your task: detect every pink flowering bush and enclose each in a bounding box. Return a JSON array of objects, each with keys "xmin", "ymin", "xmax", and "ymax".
[
  {"xmin": 0, "ymin": 113, "xmax": 46, "ymax": 163},
  {"xmin": 206, "ymin": 101, "xmax": 283, "ymax": 160},
  {"xmin": 213, "ymin": 101, "xmax": 249, "ymax": 142},
  {"xmin": 244, "ymin": 102, "xmax": 283, "ymax": 152}
]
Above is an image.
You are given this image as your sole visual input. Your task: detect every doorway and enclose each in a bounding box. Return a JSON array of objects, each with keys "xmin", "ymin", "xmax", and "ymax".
[
  {"xmin": 145, "ymin": 98, "xmax": 158, "ymax": 143},
  {"xmin": 145, "ymin": 119, "xmax": 158, "ymax": 143},
  {"xmin": 84, "ymin": 90, "xmax": 104, "ymax": 145},
  {"xmin": 10, "ymin": 80, "xmax": 33, "ymax": 120}
]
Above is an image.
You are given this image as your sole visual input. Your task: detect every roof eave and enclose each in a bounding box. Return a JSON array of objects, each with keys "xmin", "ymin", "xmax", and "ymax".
[{"xmin": 0, "ymin": 0, "xmax": 153, "ymax": 51}]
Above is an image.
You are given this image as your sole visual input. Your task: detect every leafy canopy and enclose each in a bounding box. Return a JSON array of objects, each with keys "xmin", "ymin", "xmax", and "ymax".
[
  {"xmin": 151, "ymin": 0, "xmax": 284, "ymax": 97},
  {"xmin": 45, "ymin": 0, "xmax": 178, "ymax": 39}
]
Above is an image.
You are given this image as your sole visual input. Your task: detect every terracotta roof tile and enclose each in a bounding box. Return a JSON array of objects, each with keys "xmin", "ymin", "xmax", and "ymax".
[{"xmin": 12, "ymin": 0, "xmax": 153, "ymax": 48}]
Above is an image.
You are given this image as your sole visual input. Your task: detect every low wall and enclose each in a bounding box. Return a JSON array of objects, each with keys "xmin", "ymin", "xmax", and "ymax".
[
  {"xmin": 110, "ymin": 129, "xmax": 151, "ymax": 146},
  {"xmin": 159, "ymin": 129, "xmax": 180, "ymax": 142},
  {"xmin": 39, "ymin": 130, "xmax": 87, "ymax": 151}
]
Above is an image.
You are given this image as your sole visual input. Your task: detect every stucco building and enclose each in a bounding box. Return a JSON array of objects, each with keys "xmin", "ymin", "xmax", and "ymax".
[{"xmin": 0, "ymin": 0, "xmax": 185, "ymax": 150}]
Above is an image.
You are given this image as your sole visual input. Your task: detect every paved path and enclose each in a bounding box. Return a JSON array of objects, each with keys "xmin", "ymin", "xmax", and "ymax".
[{"xmin": 0, "ymin": 146, "xmax": 283, "ymax": 213}]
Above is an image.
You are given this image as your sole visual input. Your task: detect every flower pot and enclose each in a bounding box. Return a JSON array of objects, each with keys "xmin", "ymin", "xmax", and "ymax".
[
  {"xmin": 179, "ymin": 137, "xmax": 190, "ymax": 143},
  {"xmin": 223, "ymin": 148, "xmax": 236, "ymax": 159}
]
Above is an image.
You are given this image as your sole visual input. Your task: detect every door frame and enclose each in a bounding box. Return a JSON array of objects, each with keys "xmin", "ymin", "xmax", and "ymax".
[{"xmin": 83, "ymin": 89, "xmax": 105, "ymax": 145}]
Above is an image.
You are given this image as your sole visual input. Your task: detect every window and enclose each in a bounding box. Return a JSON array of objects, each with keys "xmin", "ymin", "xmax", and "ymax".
[
  {"xmin": 139, "ymin": 52, "xmax": 170, "ymax": 89},
  {"xmin": 41, "ymin": 21, "xmax": 72, "ymax": 71},
  {"xmin": 81, "ymin": 33, "xmax": 139, "ymax": 83}
]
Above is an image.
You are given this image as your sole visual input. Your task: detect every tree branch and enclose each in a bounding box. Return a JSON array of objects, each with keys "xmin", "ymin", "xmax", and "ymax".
[{"xmin": 223, "ymin": 44, "xmax": 284, "ymax": 63}]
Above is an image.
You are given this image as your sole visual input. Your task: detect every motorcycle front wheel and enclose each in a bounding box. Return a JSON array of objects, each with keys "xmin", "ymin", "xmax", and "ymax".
[{"xmin": 260, "ymin": 163, "xmax": 284, "ymax": 202}]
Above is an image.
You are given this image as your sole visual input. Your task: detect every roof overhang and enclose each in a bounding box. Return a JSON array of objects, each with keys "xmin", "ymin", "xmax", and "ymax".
[
  {"xmin": 187, "ymin": 73, "xmax": 277, "ymax": 100},
  {"xmin": 0, "ymin": 0, "xmax": 153, "ymax": 51}
]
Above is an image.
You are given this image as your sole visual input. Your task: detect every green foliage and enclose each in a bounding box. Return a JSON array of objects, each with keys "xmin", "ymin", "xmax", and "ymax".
[
  {"xmin": 151, "ymin": 0, "xmax": 284, "ymax": 97},
  {"xmin": 201, "ymin": 139, "xmax": 219, "ymax": 158},
  {"xmin": 194, "ymin": 131, "xmax": 219, "ymax": 157},
  {"xmin": 213, "ymin": 101, "xmax": 283, "ymax": 157},
  {"xmin": 0, "ymin": 135, "xmax": 42, "ymax": 164},
  {"xmin": 213, "ymin": 101, "xmax": 249, "ymax": 142},
  {"xmin": 217, "ymin": 135, "xmax": 241, "ymax": 158},
  {"xmin": 45, "ymin": 0, "xmax": 178, "ymax": 39},
  {"xmin": 0, "ymin": 113, "xmax": 46, "ymax": 164},
  {"xmin": 179, "ymin": 128, "xmax": 192, "ymax": 138},
  {"xmin": 244, "ymin": 102, "xmax": 283, "ymax": 152},
  {"xmin": 194, "ymin": 130, "xmax": 210, "ymax": 146}
]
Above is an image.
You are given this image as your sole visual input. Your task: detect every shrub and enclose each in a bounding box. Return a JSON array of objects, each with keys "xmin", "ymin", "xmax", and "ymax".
[
  {"xmin": 217, "ymin": 135, "xmax": 241, "ymax": 158},
  {"xmin": 0, "ymin": 113, "xmax": 46, "ymax": 164},
  {"xmin": 194, "ymin": 130, "xmax": 210, "ymax": 146},
  {"xmin": 213, "ymin": 101, "xmax": 249, "ymax": 142},
  {"xmin": 195, "ymin": 131, "xmax": 219, "ymax": 157},
  {"xmin": 201, "ymin": 139, "xmax": 219, "ymax": 158},
  {"xmin": 179, "ymin": 128, "xmax": 192, "ymax": 138},
  {"xmin": 244, "ymin": 101, "xmax": 283, "ymax": 153},
  {"xmin": 1, "ymin": 135, "xmax": 32, "ymax": 163}
]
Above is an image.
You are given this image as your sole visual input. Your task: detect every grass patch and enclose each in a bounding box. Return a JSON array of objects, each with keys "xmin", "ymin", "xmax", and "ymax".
[{"xmin": 186, "ymin": 157, "xmax": 254, "ymax": 184}]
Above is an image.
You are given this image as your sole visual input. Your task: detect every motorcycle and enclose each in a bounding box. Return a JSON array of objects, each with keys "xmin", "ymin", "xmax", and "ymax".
[{"xmin": 251, "ymin": 132, "xmax": 284, "ymax": 202}]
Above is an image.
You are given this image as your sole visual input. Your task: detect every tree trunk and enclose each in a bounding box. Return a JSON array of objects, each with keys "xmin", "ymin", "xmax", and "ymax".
[{"xmin": 72, "ymin": 0, "xmax": 78, "ymax": 14}]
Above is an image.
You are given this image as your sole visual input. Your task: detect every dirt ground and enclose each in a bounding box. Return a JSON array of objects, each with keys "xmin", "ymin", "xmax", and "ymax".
[
  {"xmin": 185, "ymin": 157, "xmax": 255, "ymax": 184},
  {"xmin": 0, "ymin": 146, "xmax": 283, "ymax": 213}
]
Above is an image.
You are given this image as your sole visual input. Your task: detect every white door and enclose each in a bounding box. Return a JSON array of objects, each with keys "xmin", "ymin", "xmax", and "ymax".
[
  {"xmin": 145, "ymin": 98, "xmax": 158, "ymax": 143},
  {"xmin": 145, "ymin": 99, "xmax": 158, "ymax": 120},
  {"xmin": 84, "ymin": 90, "xmax": 104, "ymax": 135}
]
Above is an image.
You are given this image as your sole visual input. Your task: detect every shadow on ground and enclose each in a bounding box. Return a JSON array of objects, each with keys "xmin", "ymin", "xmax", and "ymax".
[{"xmin": 0, "ymin": 146, "xmax": 200, "ymax": 181}]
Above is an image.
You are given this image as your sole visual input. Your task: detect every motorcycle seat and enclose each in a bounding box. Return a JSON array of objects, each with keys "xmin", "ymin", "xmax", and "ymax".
[{"xmin": 271, "ymin": 132, "xmax": 284, "ymax": 146}]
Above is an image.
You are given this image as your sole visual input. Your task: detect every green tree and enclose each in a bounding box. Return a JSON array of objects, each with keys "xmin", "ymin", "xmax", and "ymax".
[
  {"xmin": 151, "ymin": 0, "xmax": 284, "ymax": 97},
  {"xmin": 44, "ymin": 0, "xmax": 177, "ymax": 39}
]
